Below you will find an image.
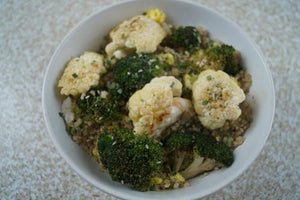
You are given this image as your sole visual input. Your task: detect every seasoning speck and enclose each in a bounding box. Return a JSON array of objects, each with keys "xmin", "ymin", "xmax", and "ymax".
[
  {"xmin": 202, "ymin": 100, "xmax": 209, "ymax": 105},
  {"xmin": 170, "ymin": 81, "xmax": 175, "ymax": 88},
  {"xmin": 105, "ymin": 60, "xmax": 112, "ymax": 66},
  {"xmin": 117, "ymin": 88, "xmax": 123, "ymax": 94},
  {"xmin": 72, "ymin": 73, "xmax": 78, "ymax": 78},
  {"xmin": 58, "ymin": 112, "xmax": 64, "ymax": 118}
]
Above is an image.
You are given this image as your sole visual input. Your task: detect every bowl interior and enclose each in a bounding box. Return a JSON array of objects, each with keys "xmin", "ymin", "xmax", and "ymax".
[{"xmin": 42, "ymin": 0, "xmax": 275, "ymax": 199}]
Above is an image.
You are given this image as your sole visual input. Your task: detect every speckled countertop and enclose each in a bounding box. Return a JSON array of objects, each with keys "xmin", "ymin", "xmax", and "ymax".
[{"xmin": 1, "ymin": 0, "xmax": 299, "ymax": 199}]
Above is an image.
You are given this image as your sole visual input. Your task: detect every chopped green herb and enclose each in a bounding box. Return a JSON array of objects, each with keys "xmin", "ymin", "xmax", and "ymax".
[
  {"xmin": 186, "ymin": 66, "xmax": 192, "ymax": 73},
  {"xmin": 98, "ymin": 46, "xmax": 105, "ymax": 54},
  {"xmin": 170, "ymin": 81, "xmax": 175, "ymax": 88},
  {"xmin": 58, "ymin": 112, "xmax": 64, "ymax": 118},
  {"xmin": 117, "ymin": 88, "xmax": 123, "ymax": 94},
  {"xmin": 178, "ymin": 62, "xmax": 188, "ymax": 71},
  {"xmin": 67, "ymin": 126, "xmax": 77, "ymax": 135},
  {"xmin": 121, "ymin": 33, "xmax": 125, "ymax": 39},
  {"xmin": 71, "ymin": 128, "xmax": 77, "ymax": 135},
  {"xmin": 227, "ymin": 140, "xmax": 232, "ymax": 147},
  {"xmin": 246, "ymin": 116, "xmax": 253, "ymax": 123},
  {"xmin": 202, "ymin": 100, "xmax": 209, "ymax": 105},
  {"xmin": 206, "ymin": 75, "xmax": 212, "ymax": 81},
  {"xmin": 206, "ymin": 40, "xmax": 215, "ymax": 48},
  {"xmin": 104, "ymin": 35, "xmax": 109, "ymax": 41},
  {"xmin": 105, "ymin": 59, "xmax": 112, "ymax": 66},
  {"xmin": 140, "ymin": 99, "xmax": 145, "ymax": 102},
  {"xmin": 72, "ymin": 73, "xmax": 78, "ymax": 78}
]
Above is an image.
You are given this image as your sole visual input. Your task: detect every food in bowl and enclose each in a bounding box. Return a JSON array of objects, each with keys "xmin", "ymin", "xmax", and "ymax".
[{"xmin": 57, "ymin": 9, "xmax": 252, "ymax": 191}]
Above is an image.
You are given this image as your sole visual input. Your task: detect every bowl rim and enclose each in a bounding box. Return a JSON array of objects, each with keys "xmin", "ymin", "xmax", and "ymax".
[{"xmin": 42, "ymin": 0, "xmax": 275, "ymax": 199}]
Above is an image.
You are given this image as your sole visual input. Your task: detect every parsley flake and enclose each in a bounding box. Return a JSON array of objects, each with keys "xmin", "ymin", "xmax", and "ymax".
[
  {"xmin": 72, "ymin": 73, "xmax": 78, "ymax": 78},
  {"xmin": 58, "ymin": 112, "xmax": 64, "ymax": 118},
  {"xmin": 117, "ymin": 88, "xmax": 123, "ymax": 94},
  {"xmin": 170, "ymin": 81, "xmax": 175, "ymax": 88},
  {"xmin": 105, "ymin": 60, "xmax": 112, "ymax": 66},
  {"xmin": 202, "ymin": 100, "xmax": 209, "ymax": 105}
]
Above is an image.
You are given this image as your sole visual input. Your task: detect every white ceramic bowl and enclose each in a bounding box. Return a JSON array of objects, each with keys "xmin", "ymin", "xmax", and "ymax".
[{"xmin": 42, "ymin": 0, "xmax": 275, "ymax": 199}]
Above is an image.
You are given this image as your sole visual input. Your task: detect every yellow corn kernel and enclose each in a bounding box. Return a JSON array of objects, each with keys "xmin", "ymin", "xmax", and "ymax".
[
  {"xmin": 106, "ymin": 125, "xmax": 115, "ymax": 130},
  {"xmin": 184, "ymin": 73, "xmax": 198, "ymax": 90},
  {"xmin": 160, "ymin": 53, "xmax": 174, "ymax": 65},
  {"xmin": 146, "ymin": 9, "xmax": 166, "ymax": 24},
  {"xmin": 92, "ymin": 146, "xmax": 98, "ymax": 156},
  {"xmin": 152, "ymin": 176, "xmax": 163, "ymax": 184},
  {"xmin": 172, "ymin": 173, "xmax": 185, "ymax": 183}
]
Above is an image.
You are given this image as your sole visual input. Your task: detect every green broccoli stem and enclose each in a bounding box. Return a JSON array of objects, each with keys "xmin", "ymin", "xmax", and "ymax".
[
  {"xmin": 173, "ymin": 150, "xmax": 186, "ymax": 172},
  {"xmin": 180, "ymin": 153, "xmax": 216, "ymax": 179},
  {"xmin": 164, "ymin": 127, "xmax": 234, "ymax": 175}
]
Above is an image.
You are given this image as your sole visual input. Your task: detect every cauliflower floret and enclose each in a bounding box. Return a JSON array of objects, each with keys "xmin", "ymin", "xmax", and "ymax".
[
  {"xmin": 105, "ymin": 15, "xmax": 167, "ymax": 56},
  {"xmin": 145, "ymin": 9, "xmax": 166, "ymax": 24},
  {"xmin": 128, "ymin": 76, "xmax": 192, "ymax": 137},
  {"xmin": 148, "ymin": 76, "xmax": 182, "ymax": 97},
  {"xmin": 192, "ymin": 70, "xmax": 245, "ymax": 130},
  {"xmin": 61, "ymin": 97, "xmax": 75, "ymax": 124},
  {"xmin": 58, "ymin": 52, "xmax": 106, "ymax": 96}
]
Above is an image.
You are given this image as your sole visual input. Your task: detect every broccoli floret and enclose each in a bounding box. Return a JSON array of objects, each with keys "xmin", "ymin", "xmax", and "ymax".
[
  {"xmin": 165, "ymin": 131, "xmax": 198, "ymax": 172},
  {"xmin": 169, "ymin": 26, "xmax": 200, "ymax": 51},
  {"xmin": 112, "ymin": 53, "xmax": 164, "ymax": 101},
  {"xmin": 164, "ymin": 129, "xmax": 233, "ymax": 176},
  {"xmin": 98, "ymin": 128, "xmax": 164, "ymax": 191},
  {"xmin": 165, "ymin": 131, "xmax": 197, "ymax": 151},
  {"xmin": 205, "ymin": 44, "xmax": 240, "ymax": 75},
  {"xmin": 75, "ymin": 90, "xmax": 120, "ymax": 124},
  {"xmin": 196, "ymin": 133, "xmax": 233, "ymax": 167},
  {"xmin": 180, "ymin": 153, "xmax": 216, "ymax": 179}
]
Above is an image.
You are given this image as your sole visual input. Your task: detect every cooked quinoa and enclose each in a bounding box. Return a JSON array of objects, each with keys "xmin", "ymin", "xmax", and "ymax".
[{"xmin": 58, "ymin": 9, "xmax": 253, "ymax": 191}]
